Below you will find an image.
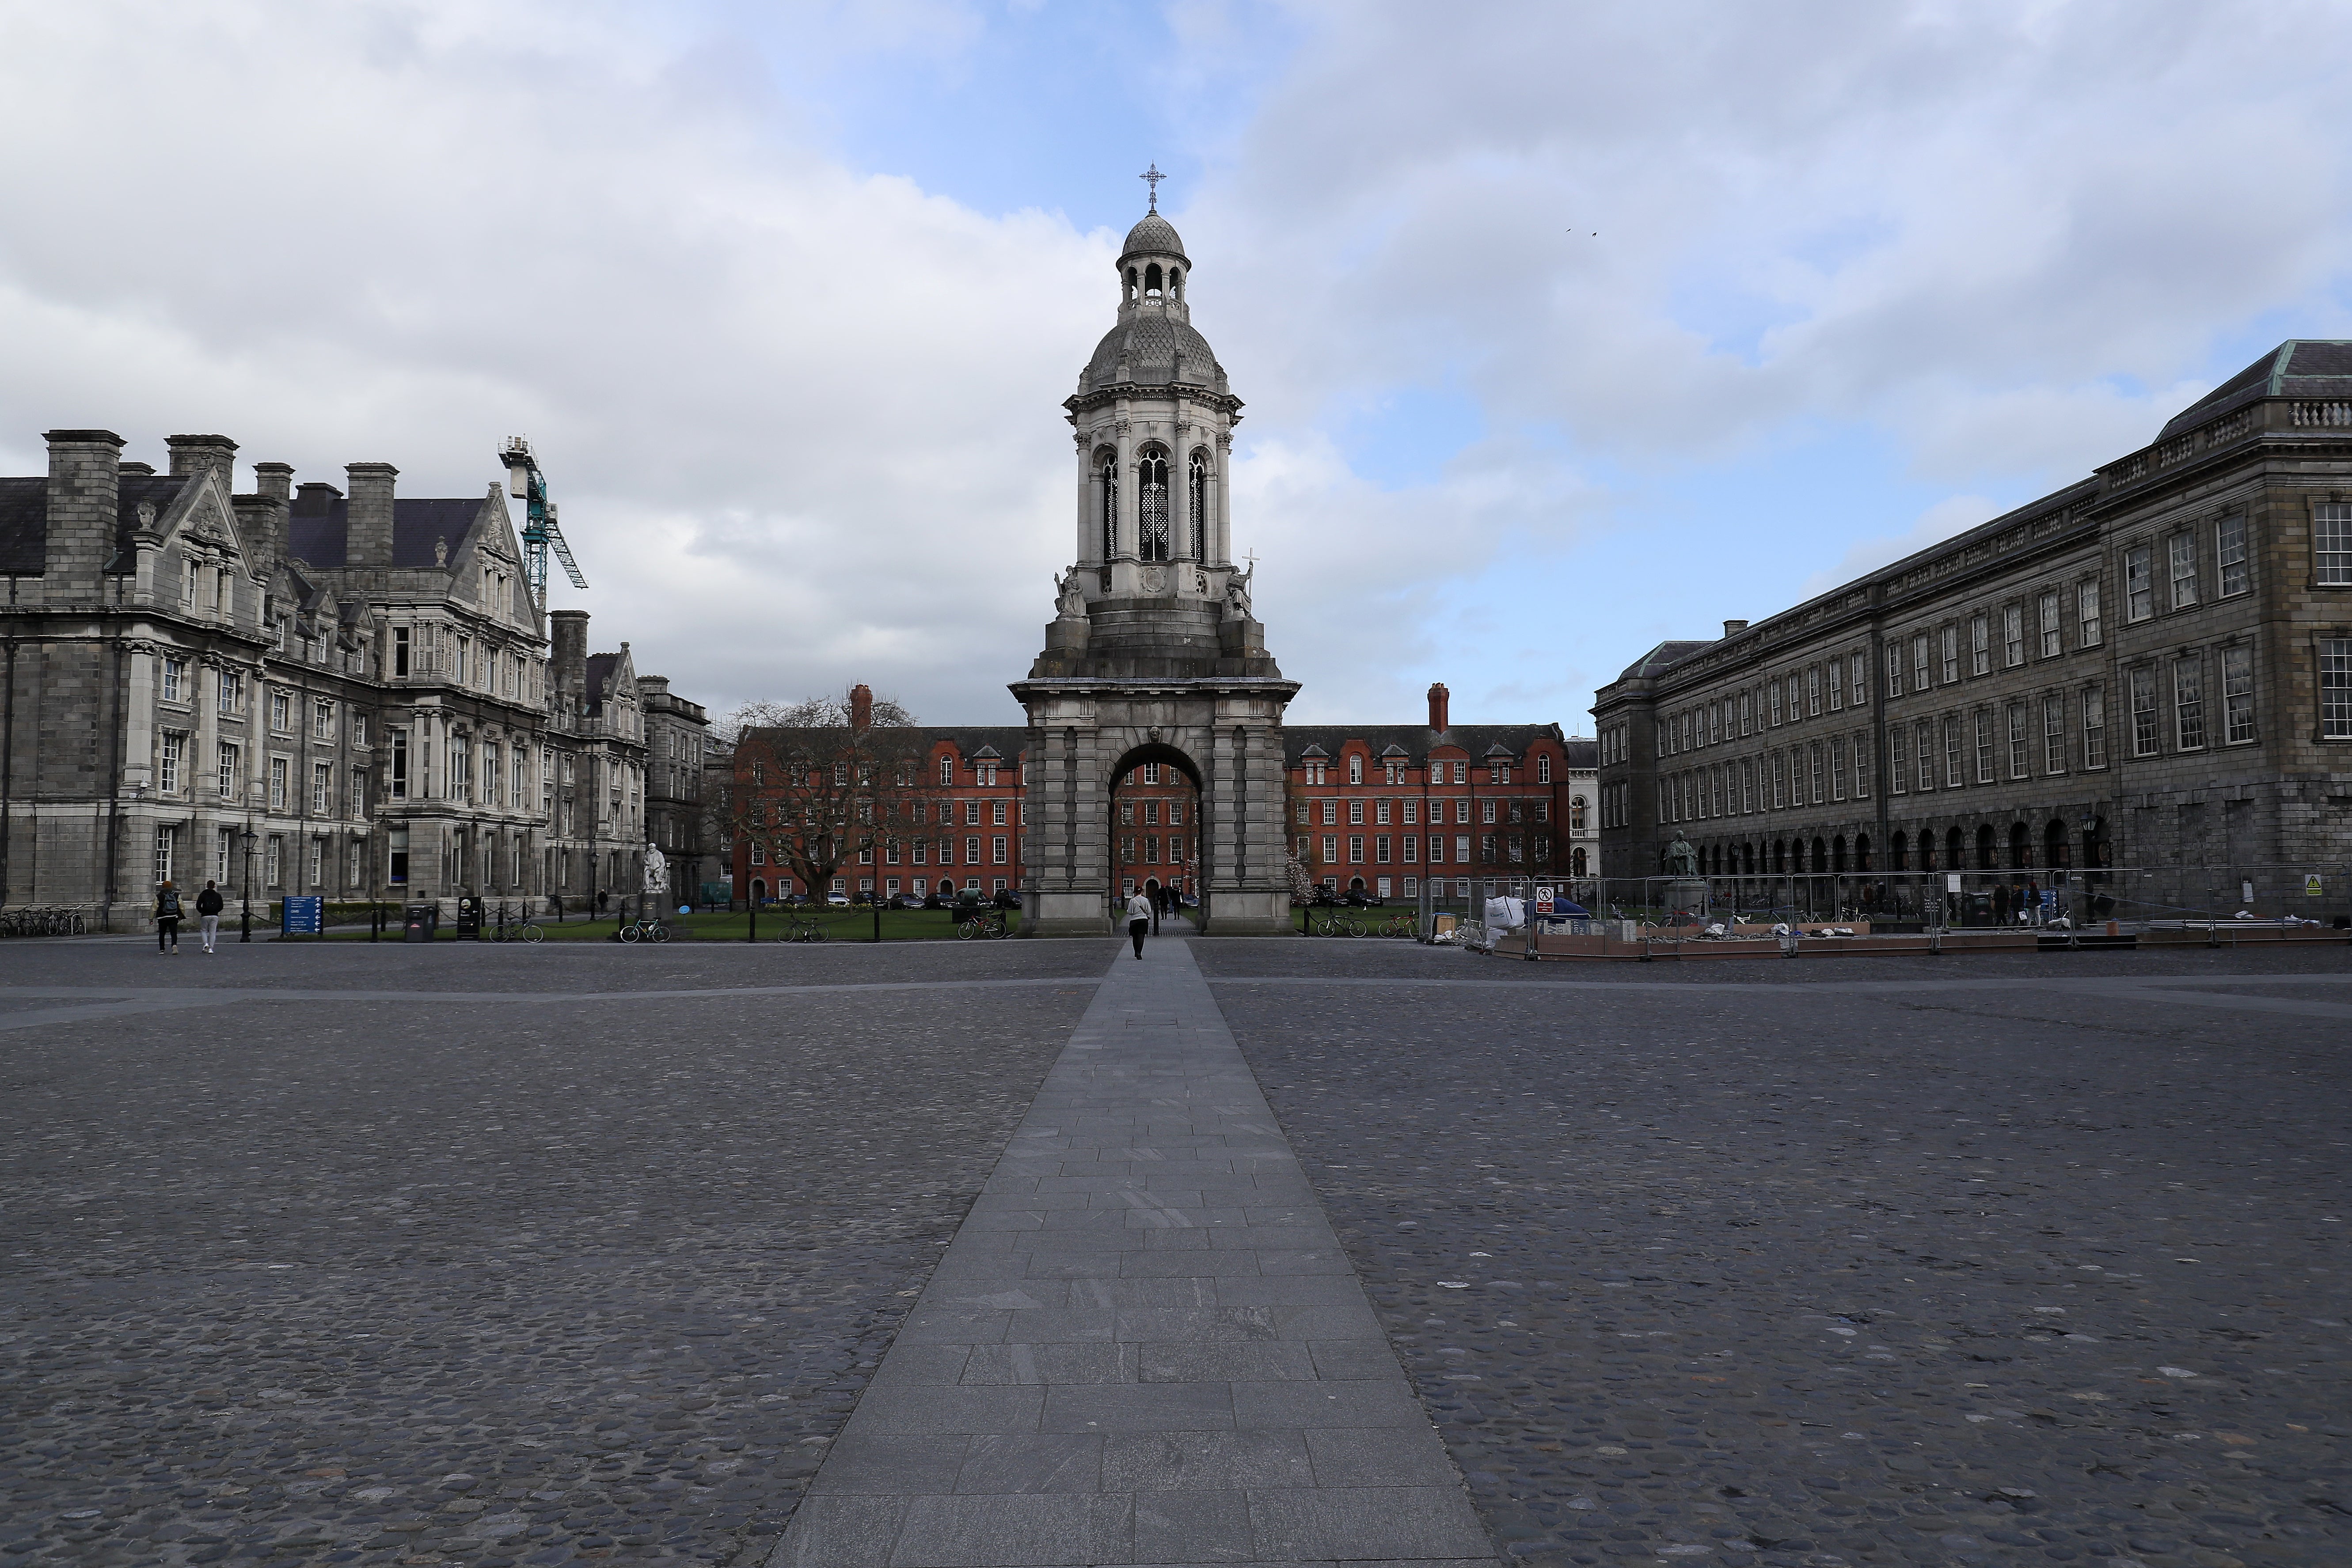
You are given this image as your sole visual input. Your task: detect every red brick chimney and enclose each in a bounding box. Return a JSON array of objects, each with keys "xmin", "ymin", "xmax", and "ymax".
[
  {"xmin": 849, "ymin": 683, "xmax": 874, "ymax": 730},
  {"xmin": 1427, "ymin": 681, "xmax": 1450, "ymax": 732}
]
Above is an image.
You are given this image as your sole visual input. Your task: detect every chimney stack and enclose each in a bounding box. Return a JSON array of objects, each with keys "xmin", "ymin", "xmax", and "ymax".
[
  {"xmin": 238, "ymin": 462, "xmax": 295, "ymax": 570},
  {"xmin": 1427, "ymin": 681, "xmax": 1450, "ymax": 732},
  {"xmin": 42, "ymin": 429, "xmax": 125, "ymax": 589},
  {"xmin": 345, "ymin": 462, "xmax": 398, "ymax": 568},
  {"xmin": 550, "ymin": 609, "xmax": 590, "ymax": 713},
  {"xmin": 166, "ymin": 433, "xmax": 238, "ymax": 495},
  {"xmin": 1722, "ymin": 619, "xmax": 1749, "ymax": 638},
  {"xmin": 849, "ymin": 683, "xmax": 874, "ymax": 730}
]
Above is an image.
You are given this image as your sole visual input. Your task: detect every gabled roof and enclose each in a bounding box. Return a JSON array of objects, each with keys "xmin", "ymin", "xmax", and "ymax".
[
  {"xmin": 2159, "ymin": 340, "xmax": 2352, "ymax": 438},
  {"xmin": 0, "ymin": 477, "xmax": 46, "ymax": 573}
]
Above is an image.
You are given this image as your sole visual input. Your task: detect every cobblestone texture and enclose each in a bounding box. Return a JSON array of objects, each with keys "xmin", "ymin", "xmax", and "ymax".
[
  {"xmin": 1201, "ymin": 942, "xmax": 2352, "ymax": 1568},
  {"xmin": 1, "ymin": 940, "xmax": 1116, "ymax": 1567}
]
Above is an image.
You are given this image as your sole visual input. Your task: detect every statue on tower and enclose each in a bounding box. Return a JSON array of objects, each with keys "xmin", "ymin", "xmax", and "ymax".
[
  {"xmin": 1224, "ymin": 562, "xmax": 1253, "ymax": 618},
  {"xmin": 1054, "ymin": 567, "xmax": 1088, "ymax": 620}
]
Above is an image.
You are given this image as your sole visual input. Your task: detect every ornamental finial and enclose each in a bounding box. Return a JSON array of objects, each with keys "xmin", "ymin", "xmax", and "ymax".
[{"xmin": 1140, "ymin": 162, "xmax": 1165, "ymax": 213}]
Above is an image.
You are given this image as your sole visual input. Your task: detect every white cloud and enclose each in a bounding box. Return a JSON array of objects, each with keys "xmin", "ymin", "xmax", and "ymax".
[
  {"xmin": 2, "ymin": 0, "xmax": 2348, "ymax": 734},
  {"xmin": 1796, "ymin": 494, "xmax": 2000, "ymax": 602}
]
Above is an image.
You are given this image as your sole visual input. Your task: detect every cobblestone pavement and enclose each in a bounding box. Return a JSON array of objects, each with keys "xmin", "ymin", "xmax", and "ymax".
[
  {"xmin": 2, "ymin": 940, "xmax": 1116, "ymax": 1567},
  {"xmin": 1197, "ymin": 942, "xmax": 2352, "ymax": 1568}
]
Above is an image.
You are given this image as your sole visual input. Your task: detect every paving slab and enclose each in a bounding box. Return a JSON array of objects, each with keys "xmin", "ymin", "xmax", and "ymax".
[{"xmin": 771, "ymin": 938, "xmax": 1496, "ymax": 1567}]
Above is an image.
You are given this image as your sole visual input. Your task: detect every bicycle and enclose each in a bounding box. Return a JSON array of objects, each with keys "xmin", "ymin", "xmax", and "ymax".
[
  {"xmin": 618, "ymin": 917, "xmax": 670, "ymax": 943},
  {"xmin": 491, "ymin": 919, "xmax": 545, "ymax": 943},
  {"xmin": 1377, "ymin": 914, "xmax": 1416, "ymax": 938},
  {"xmin": 1310, "ymin": 915, "xmax": 1366, "ymax": 937},
  {"xmin": 957, "ymin": 913, "xmax": 1010, "ymax": 940},
  {"xmin": 779, "ymin": 915, "xmax": 829, "ymax": 943}
]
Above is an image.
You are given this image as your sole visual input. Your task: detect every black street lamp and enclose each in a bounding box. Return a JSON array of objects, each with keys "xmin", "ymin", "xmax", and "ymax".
[{"xmin": 239, "ymin": 818, "xmax": 258, "ymax": 943}]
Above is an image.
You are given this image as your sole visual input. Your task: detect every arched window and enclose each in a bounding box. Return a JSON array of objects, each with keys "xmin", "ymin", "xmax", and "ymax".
[
  {"xmin": 1976, "ymin": 824, "xmax": 1996, "ymax": 869},
  {"xmin": 1188, "ymin": 450, "xmax": 1209, "ymax": 559},
  {"xmin": 1170, "ymin": 267, "xmax": 1183, "ymax": 300},
  {"xmin": 1947, "ymin": 827, "xmax": 1965, "ymax": 869},
  {"xmin": 1099, "ymin": 454, "xmax": 1118, "ymax": 559},
  {"xmin": 1138, "ymin": 451, "xmax": 1170, "ymax": 561},
  {"xmin": 1125, "ymin": 268, "xmax": 1137, "ymax": 305},
  {"xmin": 1570, "ymin": 847, "xmax": 1587, "ymax": 876},
  {"xmin": 1569, "ymin": 796, "xmax": 1588, "ymax": 831},
  {"xmin": 1145, "ymin": 263, "xmax": 1163, "ymax": 296},
  {"xmin": 1347, "ymin": 754, "xmax": 1363, "ymax": 784}
]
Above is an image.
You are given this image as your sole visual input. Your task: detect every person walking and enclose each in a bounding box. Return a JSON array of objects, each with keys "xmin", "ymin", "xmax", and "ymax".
[
  {"xmin": 195, "ymin": 879, "xmax": 225, "ymax": 954},
  {"xmin": 1125, "ymin": 888, "xmax": 1154, "ymax": 959},
  {"xmin": 154, "ymin": 881, "xmax": 183, "ymax": 955}
]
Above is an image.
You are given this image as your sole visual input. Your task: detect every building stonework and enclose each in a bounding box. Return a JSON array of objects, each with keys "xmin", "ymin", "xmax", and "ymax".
[
  {"xmin": 0, "ymin": 429, "xmax": 692, "ymax": 922},
  {"xmin": 1011, "ymin": 202, "xmax": 1298, "ymax": 935},
  {"xmin": 1593, "ymin": 340, "xmax": 2352, "ymax": 909}
]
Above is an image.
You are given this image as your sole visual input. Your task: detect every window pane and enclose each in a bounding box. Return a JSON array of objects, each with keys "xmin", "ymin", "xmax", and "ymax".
[
  {"xmin": 2170, "ymin": 532, "xmax": 2199, "ymax": 609},
  {"xmin": 2083, "ymin": 687, "xmax": 2106, "ymax": 768},
  {"xmin": 2131, "ymin": 667, "xmax": 2159, "ymax": 755},
  {"xmin": 2174, "ymin": 657, "xmax": 2205, "ymax": 750},
  {"xmin": 2318, "ymin": 505, "xmax": 2352, "ymax": 586},
  {"xmin": 2323, "ymin": 639, "xmax": 2352, "ymax": 739},
  {"xmin": 2216, "ymin": 515, "xmax": 2248, "ymax": 596},
  {"xmin": 2222, "ymin": 646, "xmax": 2255, "ymax": 744},
  {"xmin": 2125, "ymin": 546, "xmax": 2153, "ymax": 619},
  {"xmin": 2077, "ymin": 581, "xmax": 2101, "ymax": 646}
]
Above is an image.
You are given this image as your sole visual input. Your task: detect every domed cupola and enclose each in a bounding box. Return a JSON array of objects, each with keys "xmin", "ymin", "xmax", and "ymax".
[{"xmin": 1079, "ymin": 174, "xmax": 1227, "ymax": 396}]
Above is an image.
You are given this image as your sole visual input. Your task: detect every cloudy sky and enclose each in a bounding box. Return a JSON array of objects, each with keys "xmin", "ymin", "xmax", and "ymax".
[{"xmin": 4, "ymin": 0, "xmax": 2348, "ymax": 729}]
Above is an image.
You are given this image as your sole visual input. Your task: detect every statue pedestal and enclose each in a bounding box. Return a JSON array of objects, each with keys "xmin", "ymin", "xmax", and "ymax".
[{"xmin": 1667, "ymin": 877, "xmax": 1710, "ymax": 915}]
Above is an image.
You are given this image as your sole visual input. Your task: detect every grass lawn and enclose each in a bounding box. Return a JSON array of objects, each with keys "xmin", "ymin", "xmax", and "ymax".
[{"xmin": 302, "ymin": 907, "xmax": 1021, "ymax": 942}]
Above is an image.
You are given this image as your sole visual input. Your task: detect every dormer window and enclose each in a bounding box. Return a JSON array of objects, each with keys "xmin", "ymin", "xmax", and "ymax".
[{"xmin": 1347, "ymin": 755, "xmax": 1363, "ymax": 784}]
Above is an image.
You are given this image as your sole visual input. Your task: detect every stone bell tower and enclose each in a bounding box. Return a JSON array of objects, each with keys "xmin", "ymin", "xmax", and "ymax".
[{"xmin": 1011, "ymin": 181, "xmax": 1299, "ymax": 936}]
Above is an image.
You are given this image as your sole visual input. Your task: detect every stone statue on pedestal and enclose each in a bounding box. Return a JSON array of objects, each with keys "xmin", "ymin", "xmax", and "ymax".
[
  {"xmin": 1663, "ymin": 833, "xmax": 1698, "ymax": 877},
  {"xmin": 643, "ymin": 843, "xmax": 668, "ymax": 896}
]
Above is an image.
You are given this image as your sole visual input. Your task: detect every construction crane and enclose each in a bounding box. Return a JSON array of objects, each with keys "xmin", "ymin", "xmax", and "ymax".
[{"xmin": 498, "ymin": 437, "xmax": 588, "ymax": 608}]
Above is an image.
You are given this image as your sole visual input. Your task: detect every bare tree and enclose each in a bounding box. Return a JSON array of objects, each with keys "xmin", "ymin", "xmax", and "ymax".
[{"xmin": 729, "ymin": 688, "xmax": 927, "ymax": 901}]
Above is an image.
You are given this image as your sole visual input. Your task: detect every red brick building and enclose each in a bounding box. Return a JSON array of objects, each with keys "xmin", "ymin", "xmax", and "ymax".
[
  {"xmin": 734, "ymin": 724, "xmax": 1028, "ymax": 903},
  {"xmin": 1286, "ymin": 684, "xmax": 1598, "ymax": 899},
  {"xmin": 729, "ymin": 683, "xmax": 1596, "ymax": 907}
]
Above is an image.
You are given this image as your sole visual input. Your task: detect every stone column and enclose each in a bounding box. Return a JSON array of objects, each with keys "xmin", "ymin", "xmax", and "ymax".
[
  {"xmin": 1213, "ymin": 430, "xmax": 1234, "ymax": 567},
  {"xmin": 1115, "ymin": 414, "xmax": 1136, "ymax": 561},
  {"xmin": 1075, "ymin": 433, "xmax": 1096, "ymax": 565}
]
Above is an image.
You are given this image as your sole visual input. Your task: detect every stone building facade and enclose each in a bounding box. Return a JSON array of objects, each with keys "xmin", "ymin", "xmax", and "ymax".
[
  {"xmin": 0, "ymin": 428, "xmax": 687, "ymax": 922},
  {"xmin": 1592, "ymin": 340, "xmax": 2352, "ymax": 913},
  {"xmin": 640, "ymin": 674, "xmax": 714, "ymax": 904},
  {"xmin": 1011, "ymin": 199, "xmax": 1298, "ymax": 935}
]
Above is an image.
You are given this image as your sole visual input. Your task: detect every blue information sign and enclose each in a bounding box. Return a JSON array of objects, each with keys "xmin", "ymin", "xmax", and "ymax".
[{"xmin": 281, "ymin": 895, "xmax": 324, "ymax": 935}]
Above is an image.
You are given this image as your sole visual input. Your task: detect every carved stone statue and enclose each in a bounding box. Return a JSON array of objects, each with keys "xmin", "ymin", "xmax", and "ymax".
[
  {"xmin": 643, "ymin": 843, "xmax": 668, "ymax": 896},
  {"xmin": 1224, "ymin": 564, "xmax": 1253, "ymax": 617},
  {"xmin": 1054, "ymin": 569, "xmax": 1087, "ymax": 619},
  {"xmin": 1663, "ymin": 833, "xmax": 1698, "ymax": 877}
]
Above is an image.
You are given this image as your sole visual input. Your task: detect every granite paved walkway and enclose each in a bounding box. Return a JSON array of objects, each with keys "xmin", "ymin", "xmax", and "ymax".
[{"xmin": 770, "ymin": 936, "xmax": 1498, "ymax": 1568}]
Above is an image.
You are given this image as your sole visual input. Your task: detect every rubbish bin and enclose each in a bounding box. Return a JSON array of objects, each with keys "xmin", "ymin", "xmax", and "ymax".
[
  {"xmin": 455, "ymin": 895, "xmax": 482, "ymax": 940},
  {"xmin": 402, "ymin": 903, "xmax": 439, "ymax": 942}
]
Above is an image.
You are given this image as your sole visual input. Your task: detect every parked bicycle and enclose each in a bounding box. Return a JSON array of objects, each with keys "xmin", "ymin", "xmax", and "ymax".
[
  {"xmin": 1376, "ymin": 914, "xmax": 1416, "ymax": 938},
  {"xmin": 957, "ymin": 913, "xmax": 1011, "ymax": 940},
  {"xmin": 618, "ymin": 915, "xmax": 670, "ymax": 943},
  {"xmin": 1310, "ymin": 914, "xmax": 1367, "ymax": 937},
  {"xmin": 779, "ymin": 915, "xmax": 829, "ymax": 943}
]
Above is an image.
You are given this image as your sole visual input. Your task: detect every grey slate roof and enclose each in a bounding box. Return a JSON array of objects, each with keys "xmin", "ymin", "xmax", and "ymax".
[
  {"xmin": 1282, "ymin": 723, "xmax": 1588, "ymax": 769},
  {"xmin": 0, "ymin": 477, "xmax": 46, "ymax": 573},
  {"xmin": 1615, "ymin": 640, "xmax": 1714, "ymax": 682},
  {"xmin": 1080, "ymin": 313, "xmax": 1227, "ymax": 395},
  {"xmin": 2158, "ymin": 339, "xmax": 2352, "ymax": 438},
  {"xmin": 1120, "ymin": 212, "xmax": 1188, "ymax": 264},
  {"xmin": 285, "ymin": 494, "xmax": 489, "ymax": 570},
  {"xmin": 583, "ymin": 653, "xmax": 620, "ymax": 717}
]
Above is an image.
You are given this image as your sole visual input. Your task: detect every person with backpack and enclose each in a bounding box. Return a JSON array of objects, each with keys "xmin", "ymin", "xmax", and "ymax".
[
  {"xmin": 195, "ymin": 880, "xmax": 225, "ymax": 953},
  {"xmin": 154, "ymin": 881, "xmax": 183, "ymax": 955}
]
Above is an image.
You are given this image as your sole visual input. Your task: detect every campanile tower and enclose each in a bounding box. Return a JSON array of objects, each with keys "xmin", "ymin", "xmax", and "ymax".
[{"xmin": 1011, "ymin": 184, "xmax": 1299, "ymax": 935}]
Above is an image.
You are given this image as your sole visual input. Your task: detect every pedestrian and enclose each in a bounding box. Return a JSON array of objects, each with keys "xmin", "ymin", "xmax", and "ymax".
[
  {"xmin": 1125, "ymin": 887, "xmax": 1153, "ymax": 959},
  {"xmin": 154, "ymin": 880, "xmax": 183, "ymax": 955},
  {"xmin": 195, "ymin": 879, "xmax": 224, "ymax": 954}
]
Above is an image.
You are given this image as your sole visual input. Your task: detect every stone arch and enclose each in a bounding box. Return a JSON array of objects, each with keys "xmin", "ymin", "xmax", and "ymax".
[
  {"xmin": 2009, "ymin": 821, "xmax": 2030, "ymax": 868},
  {"xmin": 1976, "ymin": 824, "xmax": 1996, "ymax": 868},
  {"xmin": 1945, "ymin": 826, "xmax": 1964, "ymax": 869},
  {"xmin": 1854, "ymin": 833, "xmax": 1871, "ymax": 873},
  {"xmin": 1891, "ymin": 830, "xmax": 1909, "ymax": 871}
]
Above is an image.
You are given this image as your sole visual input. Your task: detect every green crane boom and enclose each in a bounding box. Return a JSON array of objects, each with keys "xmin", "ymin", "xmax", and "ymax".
[{"xmin": 498, "ymin": 436, "xmax": 589, "ymax": 609}]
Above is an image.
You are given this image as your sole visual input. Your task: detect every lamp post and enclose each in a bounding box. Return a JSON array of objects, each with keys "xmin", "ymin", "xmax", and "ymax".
[{"xmin": 239, "ymin": 818, "xmax": 257, "ymax": 942}]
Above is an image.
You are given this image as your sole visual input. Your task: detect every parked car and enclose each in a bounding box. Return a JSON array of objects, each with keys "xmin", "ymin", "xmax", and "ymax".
[
  {"xmin": 826, "ymin": 892, "xmax": 851, "ymax": 907},
  {"xmin": 890, "ymin": 894, "xmax": 925, "ymax": 909}
]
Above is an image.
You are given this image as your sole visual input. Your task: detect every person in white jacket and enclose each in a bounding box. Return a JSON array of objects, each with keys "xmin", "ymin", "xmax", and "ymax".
[{"xmin": 1125, "ymin": 890, "xmax": 1154, "ymax": 959}]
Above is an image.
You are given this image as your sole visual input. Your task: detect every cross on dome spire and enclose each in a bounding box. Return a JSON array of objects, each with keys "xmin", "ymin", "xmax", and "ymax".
[{"xmin": 1139, "ymin": 162, "xmax": 1166, "ymax": 212}]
